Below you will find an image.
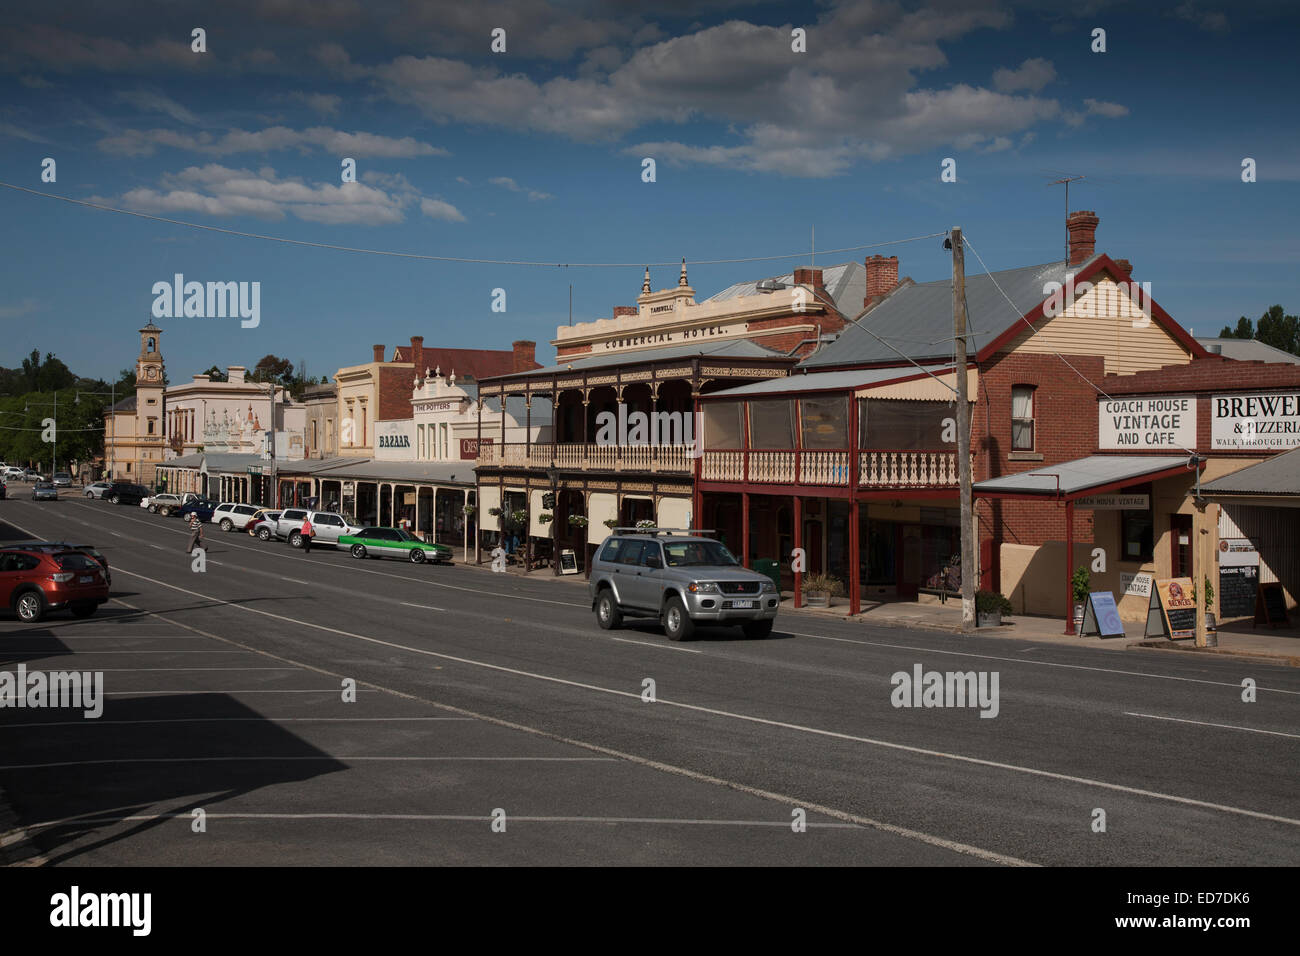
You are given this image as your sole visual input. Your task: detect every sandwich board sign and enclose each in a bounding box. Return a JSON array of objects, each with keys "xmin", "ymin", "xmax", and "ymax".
[
  {"xmin": 559, "ymin": 549, "xmax": 579, "ymax": 575},
  {"xmin": 1145, "ymin": 577, "xmax": 1196, "ymax": 639},
  {"xmin": 1080, "ymin": 591, "xmax": 1125, "ymax": 638}
]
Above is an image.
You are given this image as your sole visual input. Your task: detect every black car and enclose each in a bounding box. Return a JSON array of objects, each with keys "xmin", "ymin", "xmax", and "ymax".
[{"xmin": 104, "ymin": 482, "xmax": 150, "ymax": 505}]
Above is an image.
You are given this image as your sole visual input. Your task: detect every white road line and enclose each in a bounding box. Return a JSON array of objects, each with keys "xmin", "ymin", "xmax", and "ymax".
[
  {"xmin": 110, "ymin": 594, "xmax": 1033, "ymax": 866},
  {"xmin": 104, "ymin": 689, "xmax": 375, "ymax": 695},
  {"xmin": 25, "ymin": 666, "xmax": 301, "ymax": 672},
  {"xmin": 111, "ymin": 567, "xmax": 1300, "ymax": 832},
  {"xmin": 0, "ymin": 650, "xmax": 263, "ymax": 655},
  {"xmin": 1126, "ymin": 712, "xmax": 1300, "ymax": 739},
  {"xmin": 610, "ymin": 636, "xmax": 701, "ymax": 654},
  {"xmin": 0, "ymin": 717, "xmax": 473, "ymax": 729},
  {"xmin": 401, "ymin": 602, "xmax": 445, "ymax": 611},
  {"xmin": 0, "ymin": 756, "xmax": 617, "ymax": 770},
  {"xmin": 9, "ymin": 812, "xmax": 862, "ymax": 834},
  {"xmin": 787, "ymin": 631, "xmax": 1300, "ymax": 695},
  {"xmin": 57, "ymin": 498, "xmax": 589, "ymax": 608}
]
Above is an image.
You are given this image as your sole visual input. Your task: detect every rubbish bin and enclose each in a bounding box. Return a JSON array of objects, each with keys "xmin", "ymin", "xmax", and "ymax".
[{"xmin": 754, "ymin": 558, "xmax": 781, "ymax": 593}]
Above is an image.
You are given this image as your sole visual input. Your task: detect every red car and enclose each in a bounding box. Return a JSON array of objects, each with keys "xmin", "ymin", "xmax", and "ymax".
[{"xmin": 0, "ymin": 548, "xmax": 110, "ymax": 622}]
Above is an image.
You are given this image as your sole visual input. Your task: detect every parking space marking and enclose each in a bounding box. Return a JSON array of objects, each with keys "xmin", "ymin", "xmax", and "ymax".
[
  {"xmin": 109, "ymin": 566, "xmax": 1300, "ymax": 833},
  {"xmin": 1, "ymin": 756, "xmax": 618, "ymax": 770},
  {"xmin": 1126, "ymin": 712, "xmax": 1300, "ymax": 739},
  {"xmin": 0, "ymin": 717, "xmax": 473, "ymax": 728},
  {"xmin": 609, "ymin": 636, "xmax": 701, "ymax": 654},
  {"xmin": 14, "ymin": 812, "xmax": 863, "ymax": 830},
  {"xmin": 401, "ymin": 602, "xmax": 445, "ymax": 611},
  {"xmin": 786, "ymin": 631, "xmax": 1300, "ymax": 695}
]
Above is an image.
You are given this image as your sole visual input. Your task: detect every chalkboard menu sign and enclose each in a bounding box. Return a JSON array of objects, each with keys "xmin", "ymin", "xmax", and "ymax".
[
  {"xmin": 1219, "ymin": 565, "xmax": 1258, "ymax": 619},
  {"xmin": 559, "ymin": 548, "xmax": 579, "ymax": 575},
  {"xmin": 1149, "ymin": 577, "xmax": 1197, "ymax": 639},
  {"xmin": 1255, "ymin": 582, "xmax": 1289, "ymax": 628}
]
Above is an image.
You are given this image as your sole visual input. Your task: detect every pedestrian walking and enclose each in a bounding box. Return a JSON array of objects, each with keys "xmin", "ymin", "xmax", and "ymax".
[
  {"xmin": 186, "ymin": 510, "xmax": 204, "ymax": 554},
  {"xmin": 299, "ymin": 514, "xmax": 314, "ymax": 553}
]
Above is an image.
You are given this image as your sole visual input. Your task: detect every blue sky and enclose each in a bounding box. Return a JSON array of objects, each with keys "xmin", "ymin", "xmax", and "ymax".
[{"xmin": 1, "ymin": 0, "xmax": 1297, "ymax": 383}]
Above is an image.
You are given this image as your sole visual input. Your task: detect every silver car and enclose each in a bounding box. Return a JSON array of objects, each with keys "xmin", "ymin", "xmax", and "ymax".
[
  {"xmin": 84, "ymin": 481, "xmax": 112, "ymax": 499},
  {"xmin": 31, "ymin": 481, "xmax": 59, "ymax": 501},
  {"xmin": 589, "ymin": 531, "xmax": 780, "ymax": 641},
  {"xmin": 274, "ymin": 509, "xmax": 360, "ymax": 548}
]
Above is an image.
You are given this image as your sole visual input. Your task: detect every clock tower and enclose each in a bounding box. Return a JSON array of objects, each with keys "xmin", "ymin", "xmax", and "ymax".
[{"xmin": 134, "ymin": 322, "xmax": 165, "ymax": 484}]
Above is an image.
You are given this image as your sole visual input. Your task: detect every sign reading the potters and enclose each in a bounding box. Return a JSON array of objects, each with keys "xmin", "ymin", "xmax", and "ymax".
[{"xmin": 1099, "ymin": 397, "xmax": 1196, "ymax": 450}]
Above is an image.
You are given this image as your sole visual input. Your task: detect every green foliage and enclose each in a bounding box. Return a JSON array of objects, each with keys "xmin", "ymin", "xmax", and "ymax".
[
  {"xmin": 0, "ymin": 387, "xmax": 106, "ymax": 470},
  {"xmin": 1218, "ymin": 305, "xmax": 1299, "ymax": 356},
  {"xmin": 202, "ymin": 365, "xmax": 227, "ymax": 383},
  {"xmin": 1072, "ymin": 565, "xmax": 1091, "ymax": 603},
  {"xmin": 976, "ymin": 590, "xmax": 1014, "ymax": 615}
]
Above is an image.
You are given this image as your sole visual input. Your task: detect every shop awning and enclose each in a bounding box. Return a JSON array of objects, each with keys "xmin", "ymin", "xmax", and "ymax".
[
  {"xmin": 974, "ymin": 455, "xmax": 1194, "ymax": 500},
  {"xmin": 1200, "ymin": 447, "xmax": 1300, "ymax": 507}
]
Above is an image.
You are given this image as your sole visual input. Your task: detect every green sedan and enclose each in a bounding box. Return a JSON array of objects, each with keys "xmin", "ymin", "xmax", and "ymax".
[{"xmin": 339, "ymin": 527, "xmax": 453, "ymax": 564}]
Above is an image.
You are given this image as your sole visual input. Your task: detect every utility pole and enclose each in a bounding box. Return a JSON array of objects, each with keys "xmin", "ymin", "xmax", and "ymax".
[{"xmin": 952, "ymin": 227, "xmax": 976, "ymax": 633}]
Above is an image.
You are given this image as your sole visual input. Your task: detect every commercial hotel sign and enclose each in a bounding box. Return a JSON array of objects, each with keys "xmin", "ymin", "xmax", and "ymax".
[{"xmin": 602, "ymin": 322, "xmax": 742, "ymax": 352}]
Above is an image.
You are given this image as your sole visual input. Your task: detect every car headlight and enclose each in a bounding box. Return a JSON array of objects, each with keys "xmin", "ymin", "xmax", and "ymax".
[
  {"xmin": 760, "ymin": 579, "xmax": 777, "ymax": 593},
  {"xmin": 688, "ymin": 581, "xmax": 720, "ymax": 593}
]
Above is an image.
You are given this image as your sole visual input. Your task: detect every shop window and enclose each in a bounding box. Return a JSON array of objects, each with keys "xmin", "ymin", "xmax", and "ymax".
[
  {"xmin": 1121, "ymin": 507, "xmax": 1154, "ymax": 562},
  {"xmin": 1011, "ymin": 386, "xmax": 1035, "ymax": 451},
  {"xmin": 703, "ymin": 402, "xmax": 744, "ymax": 449},
  {"xmin": 859, "ymin": 399, "xmax": 950, "ymax": 450}
]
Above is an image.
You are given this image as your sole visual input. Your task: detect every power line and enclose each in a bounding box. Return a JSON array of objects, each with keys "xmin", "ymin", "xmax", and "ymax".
[{"xmin": 0, "ymin": 182, "xmax": 946, "ymax": 269}]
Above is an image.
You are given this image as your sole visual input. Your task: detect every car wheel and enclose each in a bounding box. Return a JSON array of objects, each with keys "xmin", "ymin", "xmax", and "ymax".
[
  {"xmin": 350, "ymin": 544, "xmax": 367, "ymax": 559},
  {"xmin": 409, "ymin": 548, "xmax": 426, "ymax": 564},
  {"xmin": 595, "ymin": 590, "xmax": 622, "ymax": 630},
  {"xmin": 742, "ymin": 620, "xmax": 774, "ymax": 639},
  {"xmin": 110, "ymin": 495, "xmax": 120, "ymax": 505},
  {"xmin": 257, "ymin": 527, "xmax": 271, "ymax": 541},
  {"xmin": 663, "ymin": 597, "xmax": 695, "ymax": 642},
  {"xmin": 288, "ymin": 531, "xmax": 303, "ymax": 548},
  {"xmin": 13, "ymin": 590, "xmax": 45, "ymax": 623},
  {"xmin": 85, "ymin": 491, "xmax": 93, "ymax": 498},
  {"xmin": 220, "ymin": 518, "xmax": 234, "ymax": 532},
  {"xmin": 148, "ymin": 505, "xmax": 157, "ymax": 513},
  {"xmin": 160, "ymin": 506, "xmax": 171, "ymax": 516},
  {"xmin": 70, "ymin": 602, "xmax": 98, "ymax": 619}
]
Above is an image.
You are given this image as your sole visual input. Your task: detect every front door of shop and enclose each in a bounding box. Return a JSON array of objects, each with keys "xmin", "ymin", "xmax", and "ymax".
[
  {"xmin": 898, "ymin": 524, "xmax": 922, "ymax": 598},
  {"xmin": 1171, "ymin": 514, "xmax": 1193, "ymax": 578}
]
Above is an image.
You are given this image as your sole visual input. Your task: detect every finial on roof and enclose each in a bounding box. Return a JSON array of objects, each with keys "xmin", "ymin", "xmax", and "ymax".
[
  {"xmin": 425, "ymin": 366, "xmax": 432, "ymax": 379},
  {"xmin": 435, "ymin": 365, "xmax": 441, "ymax": 378},
  {"xmin": 678, "ymin": 257, "xmax": 688, "ymax": 287},
  {"xmin": 641, "ymin": 266, "xmax": 651, "ymax": 294}
]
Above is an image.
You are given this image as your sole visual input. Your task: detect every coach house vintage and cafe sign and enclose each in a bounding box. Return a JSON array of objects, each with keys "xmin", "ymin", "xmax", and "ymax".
[{"xmin": 1099, "ymin": 396, "xmax": 1196, "ymax": 450}]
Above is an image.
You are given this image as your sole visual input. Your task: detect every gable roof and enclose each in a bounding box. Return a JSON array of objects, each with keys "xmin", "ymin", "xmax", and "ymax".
[
  {"xmin": 798, "ymin": 253, "xmax": 1206, "ymax": 371},
  {"xmin": 1201, "ymin": 447, "xmax": 1300, "ymax": 495},
  {"xmin": 1197, "ymin": 337, "xmax": 1300, "ymax": 364},
  {"xmin": 706, "ymin": 260, "xmax": 864, "ymax": 318}
]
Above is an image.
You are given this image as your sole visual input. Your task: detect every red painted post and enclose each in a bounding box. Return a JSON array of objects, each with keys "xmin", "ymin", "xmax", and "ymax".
[
  {"xmin": 742, "ymin": 492, "xmax": 750, "ymax": 569},
  {"xmin": 793, "ymin": 495, "xmax": 803, "ymax": 608},
  {"xmin": 849, "ymin": 498, "xmax": 861, "ymax": 615}
]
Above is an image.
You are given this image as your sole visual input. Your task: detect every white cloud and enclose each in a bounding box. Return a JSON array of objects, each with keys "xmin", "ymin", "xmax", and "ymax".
[
  {"xmin": 1063, "ymin": 98, "xmax": 1130, "ymax": 126},
  {"xmin": 114, "ymin": 90, "xmax": 200, "ymax": 124},
  {"xmin": 1175, "ymin": 3, "xmax": 1229, "ymax": 31},
  {"xmin": 489, "ymin": 175, "xmax": 552, "ymax": 200},
  {"xmin": 92, "ymin": 163, "xmax": 464, "ymax": 226},
  {"xmin": 97, "ymin": 124, "xmax": 448, "ymax": 158},
  {"xmin": 992, "ymin": 58, "xmax": 1056, "ymax": 93},
  {"xmin": 284, "ymin": 91, "xmax": 342, "ymax": 116},
  {"xmin": 0, "ymin": 298, "xmax": 40, "ymax": 319}
]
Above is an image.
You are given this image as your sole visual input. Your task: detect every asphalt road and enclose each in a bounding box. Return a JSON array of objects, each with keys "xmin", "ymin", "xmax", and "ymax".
[{"xmin": 1, "ymin": 490, "xmax": 1297, "ymax": 866}]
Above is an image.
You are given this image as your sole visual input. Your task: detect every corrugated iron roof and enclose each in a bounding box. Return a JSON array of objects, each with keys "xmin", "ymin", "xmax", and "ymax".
[
  {"xmin": 500, "ymin": 338, "xmax": 788, "ymax": 379},
  {"xmin": 703, "ymin": 365, "xmax": 955, "ymax": 398},
  {"xmin": 1195, "ymin": 338, "xmax": 1300, "ymax": 364},
  {"xmin": 973, "ymin": 455, "xmax": 1189, "ymax": 496},
  {"xmin": 801, "ymin": 258, "xmax": 1078, "ymax": 368},
  {"xmin": 706, "ymin": 260, "xmax": 865, "ymax": 317},
  {"xmin": 1201, "ymin": 447, "xmax": 1300, "ymax": 495}
]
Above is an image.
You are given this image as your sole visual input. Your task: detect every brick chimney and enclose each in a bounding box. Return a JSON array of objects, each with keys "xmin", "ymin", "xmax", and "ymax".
[
  {"xmin": 409, "ymin": 336, "xmax": 424, "ymax": 376},
  {"xmin": 793, "ymin": 267, "xmax": 823, "ymax": 289},
  {"xmin": 512, "ymin": 340, "xmax": 536, "ymax": 373},
  {"xmin": 864, "ymin": 255, "xmax": 899, "ymax": 309},
  {"xmin": 613, "ymin": 306, "xmax": 637, "ymax": 318},
  {"xmin": 1067, "ymin": 210, "xmax": 1100, "ymax": 266},
  {"xmin": 1113, "ymin": 258, "xmax": 1133, "ymax": 276},
  {"xmin": 372, "ymin": 344, "xmax": 386, "ymax": 363}
]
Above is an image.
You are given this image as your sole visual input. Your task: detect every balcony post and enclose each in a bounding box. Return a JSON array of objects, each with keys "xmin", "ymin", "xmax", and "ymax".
[
  {"xmin": 849, "ymin": 395, "xmax": 860, "ymax": 490},
  {"xmin": 742, "ymin": 492, "xmax": 751, "ymax": 569},
  {"xmin": 849, "ymin": 498, "xmax": 861, "ymax": 615},
  {"xmin": 793, "ymin": 495, "xmax": 803, "ymax": 608}
]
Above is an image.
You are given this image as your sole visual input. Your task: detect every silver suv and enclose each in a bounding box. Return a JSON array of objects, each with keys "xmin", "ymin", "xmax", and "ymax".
[
  {"xmin": 273, "ymin": 509, "xmax": 360, "ymax": 548},
  {"xmin": 589, "ymin": 530, "xmax": 779, "ymax": 641}
]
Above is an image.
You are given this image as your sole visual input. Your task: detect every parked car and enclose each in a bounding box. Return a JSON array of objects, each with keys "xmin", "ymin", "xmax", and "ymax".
[
  {"xmin": 51, "ymin": 472, "xmax": 73, "ymax": 488},
  {"xmin": 14, "ymin": 541, "xmax": 111, "ymax": 586},
  {"xmin": 340, "ymin": 527, "xmax": 453, "ymax": 564},
  {"xmin": 84, "ymin": 481, "xmax": 113, "ymax": 499},
  {"xmin": 2, "ymin": 467, "xmax": 23, "ymax": 481},
  {"xmin": 210, "ymin": 502, "xmax": 264, "ymax": 532},
  {"xmin": 274, "ymin": 509, "xmax": 360, "ymax": 548},
  {"xmin": 0, "ymin": 548, "xmax": 110, "ymax": 622},
  {"xmin": 144, "ymin": 492, "xmax": 197, "ymax": 515},
  {"xmin": 31, "ymin": 481, "xmax": 58, "ymax": 501},
  {"xmin": 176, "ymin": 498, "xmax": 219, "ymax": 522},
  {"xmin": 23, "ymin": 469, "xmax": 43, "ymax": 482},
  {"xmin": 589, "ymin": 532, "xmax": 779, "ymax": 641},
  {"xmin": 248, "ymin": 510, "xmax": 282, "ymax": 540},
  {"xmin": 104, "ymin": 482, "xmax": 150, "ymax": 506},
  {"xmin": 0, "ymin": 482, "xmax": 7, "ymax": 500}
]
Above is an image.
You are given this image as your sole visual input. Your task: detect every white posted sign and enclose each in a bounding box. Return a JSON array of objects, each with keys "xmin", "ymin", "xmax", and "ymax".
[
  {"xmin": 1098, "ymin": 397, "xmax": 1196, "ymax": 450},
  {"xmin": 1211, "ymin": 392, "xmax": 1300, "ymax": 450}
]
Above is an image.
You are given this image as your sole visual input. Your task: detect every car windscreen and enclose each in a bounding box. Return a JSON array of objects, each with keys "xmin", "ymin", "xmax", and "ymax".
[
  {"xmin": 663, "ymin": 540, "xmax": 739, "ymax": 567},
  {"xmin": 55, "ymin": 553, "xmax": 100, "ymax": 571}
]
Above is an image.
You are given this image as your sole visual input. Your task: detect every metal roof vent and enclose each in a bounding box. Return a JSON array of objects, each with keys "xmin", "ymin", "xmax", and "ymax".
[
  {"xmin": 756, "ymin": 278, "xmax": 787, "ymax": 293},
  {"xmin": 1206, "ymin": 343, "xmax": 1222, "ymax": 354}
]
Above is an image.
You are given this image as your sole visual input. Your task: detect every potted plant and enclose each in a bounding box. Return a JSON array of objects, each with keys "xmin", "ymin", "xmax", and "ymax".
[
  {"xmin": 976, "ymin": 590, "xmax": 1013, "ymax": 627},
  {"xmin": 803, "ymin": 573, "xmax": 844, "ymax": 609},
  {"xmin": 603, "ymin": 518, "xmax": 619, "ymax": 531},
  {"xmin": 508, "ymin": 509, "xmax": 527, "ymax": 528},
  {"xmin": 568, "ymin": 514, "xmax": 589, "ymax": 528},
  {"xmin": 635, "ymin": 519, "xmax": 656, "ymax": 530},
  {"xmin": 538, "ymin": 512, "xmax": 553, "ymax": 525},
  {"xmin": 487, "ymin": 506, "xmax": 503, "ymax": 518},
  {"xmin": 462, "ymin": 504, "xmax": 476, "ymax": 518},
  {"xmin": 1071, "ymin": 566, "xmax": 1091, "ymax": 631}
]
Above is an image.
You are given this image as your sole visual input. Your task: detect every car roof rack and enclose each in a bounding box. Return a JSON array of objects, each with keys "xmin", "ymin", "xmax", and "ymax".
[{"xmin": 612, "ymin": 527, "xmax": 716, "ymax": 536}]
